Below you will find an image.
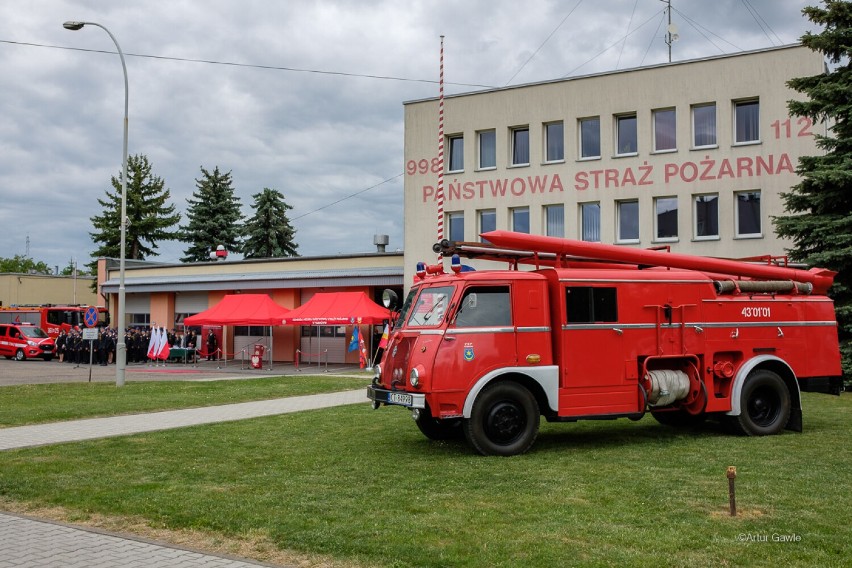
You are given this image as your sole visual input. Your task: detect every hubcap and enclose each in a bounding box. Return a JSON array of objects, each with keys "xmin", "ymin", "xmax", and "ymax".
[
  {"xmin": 485, "ymin": 401, "xmax": 525, "ymax": 444},
  {"xmin": 748, "ymin": 387, "xmax": 779, "ymax": 426}
]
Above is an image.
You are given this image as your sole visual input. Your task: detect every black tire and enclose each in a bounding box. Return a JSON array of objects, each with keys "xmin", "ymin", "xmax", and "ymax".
[
  {"xmin": 14, "ymin": 349, "xmax": 25, "ymax": 361},
  {"xmin": 464, "ymin": 382, "xmax": 539, "ymax": 456},
  {"xmin": 651, "ymin": 410, "xmax": 706, "ymax": 428},
  {"xmin": 415, "ymin": 410, "xmax": 463, "ymax": 440},
  {"xmin": 730, "ymin": 369, "xmax": 791, "ymax": 436}
]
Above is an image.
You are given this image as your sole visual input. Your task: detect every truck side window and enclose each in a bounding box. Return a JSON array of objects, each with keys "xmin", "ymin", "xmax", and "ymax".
[
  {"xmin": 454, "ymin": 286, "xmax": 511, "ymax": 327},
  {"xmin": 565, "ymin": 287, "xmax": 618, "ymax": 323},
  {"xmin": 47, "ymin": 311, "xmax": 63, "ymax": 326}
]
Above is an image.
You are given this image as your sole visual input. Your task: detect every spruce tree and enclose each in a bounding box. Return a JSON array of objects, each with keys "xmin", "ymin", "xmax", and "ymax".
[
  {"xmin": 180, "ymin": 166, "xmax": 243, "ymax": 262},
  {"xmin": 89, "ymin": 153, "xmax": 181, "ymax": 265},
  {"xmin": 774, "ymin": 0, "xmax": 852, "ymax": 380},
  {"xmin": 242, "ymin": 187, "xmax": 299, "ymax": 258}
]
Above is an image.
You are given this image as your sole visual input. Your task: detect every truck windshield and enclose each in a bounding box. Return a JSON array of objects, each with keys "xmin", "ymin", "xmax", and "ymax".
[{"xmin": 406, "ymin": 286, "xmax": 454, "ymax": 327}]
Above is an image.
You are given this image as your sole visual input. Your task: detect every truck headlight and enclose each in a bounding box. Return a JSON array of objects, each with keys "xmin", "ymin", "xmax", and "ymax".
[
  {"xmin": 409, "ymin": 368, "xmax": 420, "ymax": 388},
  {"xmin": 373, "ymin": 363, "xmax": 382, "ymax": 381}
]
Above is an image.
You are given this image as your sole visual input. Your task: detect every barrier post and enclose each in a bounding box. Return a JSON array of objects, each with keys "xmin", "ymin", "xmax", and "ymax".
[{"xmin": 295, "ymin": 349, "xmax": 301, "ymax": 372}]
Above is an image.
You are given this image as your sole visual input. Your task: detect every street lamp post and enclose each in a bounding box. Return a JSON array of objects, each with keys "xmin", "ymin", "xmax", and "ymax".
[{"xmin": 63, "ymin": 21, "xmax": 128, "ymax": 387}]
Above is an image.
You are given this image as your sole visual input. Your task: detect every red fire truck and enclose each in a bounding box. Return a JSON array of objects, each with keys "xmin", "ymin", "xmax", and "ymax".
[
  {"xmin": 0, "ymin": 305, "xmax": 109, "ymax": 337},
  {"xmin": 367, "ymin": 231, "xmax": 843, "ymax": 456}
]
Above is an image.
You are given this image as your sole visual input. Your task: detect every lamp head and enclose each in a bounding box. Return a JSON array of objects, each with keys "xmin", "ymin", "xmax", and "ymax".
[{"xmin": 63, "ymin": 21, "xmax": 85, "ymax": 30}]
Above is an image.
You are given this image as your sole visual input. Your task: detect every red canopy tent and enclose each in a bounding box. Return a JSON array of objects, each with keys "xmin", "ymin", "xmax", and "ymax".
[
  {"xmin": 281, "ymin": 292, "xmax": 390, "ymax": 325},
  {"xmin": 183, "ymin": 294, "xmax": 291, "ymax": 366},
  {"xmin": 184, "ymin": 294, "xmax": 290, "ymax": 326},
  {"xmin": 282, "ymin": 292, "xmax": 391, "ymax": 368}
]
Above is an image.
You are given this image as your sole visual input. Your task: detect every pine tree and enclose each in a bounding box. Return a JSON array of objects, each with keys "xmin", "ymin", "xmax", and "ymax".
[
  {"xmin": 180, "ymin": 166, "xmax": 243, "ymax": 262},
  {"xmin": 774, "ymin": 0, "xmax": 852, "ymax": 380},
  {"xmin": 89, "ymin": 153, "xmax": 181, "ymax": 265},
  {"xmin": 242, "ymin": 187, "xmax": 299, "ymax": 258}
]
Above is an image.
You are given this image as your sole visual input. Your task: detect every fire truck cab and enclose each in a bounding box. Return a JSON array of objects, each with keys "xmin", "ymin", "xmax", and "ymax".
[{"xmin": 367, "ymin": 231, "xmax": 843, "ymax": 456}]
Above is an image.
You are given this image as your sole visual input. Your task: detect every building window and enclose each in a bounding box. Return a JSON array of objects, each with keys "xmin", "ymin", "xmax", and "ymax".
[
  {"xmin": 447, "ymin": 211, "xmax": 464, "ymax": 242},
  {"xmin": 692, "ymin": 103, "xmax": 717, "ymax": 148},
  {"xmin": 511, "ymin": 207, "xmax": 530, "ymax": 233},
  {"xmin": 544, "ymin": 121, "xmax": 564, "ymax": 162},
  {"xmin": 616, "ymin": 113, "xmax": 638, "ymax": 155},
  {"xmin": 694, "ymin": 194, "xmax": 719, "ymax": 239},
  {"xmin": 734, "ymin": 99, "xmax": 760, "ymax": 144},
  {"xmin": 653, "ymin": 108, "xmax": 676, "ymax": 152},
  {"xmin": 511, "ymin": 127, "xmax": 530, "ymax": 166},
  {"xmin": 448, "ymin": 135, "xmax": 464, "ymax": 172},
  {"xmin": 580, "ymin": 202, "xmax": 601, "ymax": 242},
  {"xmin": 617, "ymin": 200, "xmax": 639, "ymax": 243},
  {"xmin": 654, "ymin": 197, "xmax": 678, "ymax": 240},
  {"xmin": 579, "ymin": 117, "xmax": 600, "ymax": 159},
  {"xmin": 544, "ymin": 204, "xmax": 564, "ymax": 237},
  {"xmin": 479, "ymin": 209, "xmax": 496, "ymax": 238},
  {"xmin": 130, "ymin": 313, "xmax": 150, "ymax": 328},
  {"xmin": 478, "ymin": 130, "xmax": 496, "ymax": 169},
  {"xmin": 736, "ymin": 191, "xmax": 762, "ymax": 237}
]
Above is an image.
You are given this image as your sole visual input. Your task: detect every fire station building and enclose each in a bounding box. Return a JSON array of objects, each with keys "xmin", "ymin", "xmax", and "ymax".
[
  {"xmin": 97, "ymin": 249, "xmax": 403, "ymax": 364},
  {"xmin": 403, "ymin": 44, "xmax": 823, "ymax": 283}
]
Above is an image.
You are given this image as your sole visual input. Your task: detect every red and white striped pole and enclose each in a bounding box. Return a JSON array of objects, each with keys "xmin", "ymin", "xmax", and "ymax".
[{"xmin": 436, "ymin": 35, "xmax": 445, "ymax": 261}]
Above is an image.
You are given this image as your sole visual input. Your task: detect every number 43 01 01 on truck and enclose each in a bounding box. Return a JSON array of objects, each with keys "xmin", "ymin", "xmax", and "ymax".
[{"xmin": 367, "ymin": 231, "xmax": 843, "ymax": 456}]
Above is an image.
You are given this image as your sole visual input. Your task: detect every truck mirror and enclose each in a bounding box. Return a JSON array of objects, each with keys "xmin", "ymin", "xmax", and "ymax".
[{"xmin": 382, "ymin": 289, "xmax": 399, "ymax": 310}]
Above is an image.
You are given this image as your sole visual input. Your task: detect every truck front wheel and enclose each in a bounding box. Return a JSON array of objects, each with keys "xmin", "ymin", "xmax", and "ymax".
[
  {"xmin": 464, "ymin": 382, "xmax": 539, "ymax": 456},
  {"xmin": 415, "ymin": 408, "xmax": 463, "ymax": 440},
  {"xmin": 730, "ymin": 369, "xmax": 791, "ymax": 436}
]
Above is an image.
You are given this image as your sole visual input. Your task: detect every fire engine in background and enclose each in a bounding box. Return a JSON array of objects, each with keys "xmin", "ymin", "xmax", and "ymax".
[
  {"xmin": 368, "ymin": 231, "xmax": 843, "ymax": 456},
  {"xmin": 0, "ymin": 305, "xmax": 109, "ymax": 337}
]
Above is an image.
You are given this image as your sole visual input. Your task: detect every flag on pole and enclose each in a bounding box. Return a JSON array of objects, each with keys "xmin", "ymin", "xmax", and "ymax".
[
  {"xmin": 378, "ymin": 324, "xmax": 389, "ymax": 349},
  {"xmin": 348, "ymin": 326, "xmax": 359, "ymax": 352},
  {"xmin": 358, "ymin": 329, "xmax": 368, "ymax": 369},
  {"xmin": 147, "ymin": 326, "xmax": 158, "ymax": 360},
  {"xmin": 157, "ymin": 327, "xmax": 171, "ymax": 360}
]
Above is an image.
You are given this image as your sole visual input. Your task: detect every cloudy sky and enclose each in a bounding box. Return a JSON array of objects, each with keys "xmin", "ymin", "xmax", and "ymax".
[{"xmin": 0, "ymin": 0, "xmax": 820, "ymax": 270}]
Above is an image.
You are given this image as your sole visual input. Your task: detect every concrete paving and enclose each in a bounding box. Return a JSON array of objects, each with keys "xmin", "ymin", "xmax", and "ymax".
[
  {"xmin": 0, "ymin": 361, "xmax": 371, "ymax": 567},
  {"xmin": 0, "ymin": 512, "xmax": 279, "ymax": 567}
]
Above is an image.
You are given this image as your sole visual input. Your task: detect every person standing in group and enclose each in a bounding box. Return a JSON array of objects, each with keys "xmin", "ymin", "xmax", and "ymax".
[{"xmin": 206, "ymin": 330, "xmax": 218, "ymax": 361}]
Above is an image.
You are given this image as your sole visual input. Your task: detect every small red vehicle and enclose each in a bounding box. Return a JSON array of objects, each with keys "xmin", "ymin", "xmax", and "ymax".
[
  {"xmin": 368, "ymin": 231, "xmax": 843, "ymax": 456},
  {"xmin": 0, "ymin": 322, "xmax": 56, "ymax": 361}
]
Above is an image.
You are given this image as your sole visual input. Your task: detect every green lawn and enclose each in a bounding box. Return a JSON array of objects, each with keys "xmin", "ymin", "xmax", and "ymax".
[
  {"xmin": 0, "ymin": 375, "xmax": 368, "ymax": 427},
  {"xmin": 0, "ymin": 391, "xmax": 850, "ymax": 567}
]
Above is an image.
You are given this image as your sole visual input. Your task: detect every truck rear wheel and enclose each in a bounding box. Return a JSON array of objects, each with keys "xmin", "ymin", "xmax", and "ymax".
[
  {"xmin": 464, "ymin": 381, "xmax": 539, "ymax": 456},
  {"xmin": 730, "ymin": 369, "xmax": 791, "ymax": 436}
]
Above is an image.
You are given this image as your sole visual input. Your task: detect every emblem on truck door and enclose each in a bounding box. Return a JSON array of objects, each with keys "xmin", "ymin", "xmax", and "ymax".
[{"xmin": 463, "ymin": 343, "xmax": 475, "ymax": 361}]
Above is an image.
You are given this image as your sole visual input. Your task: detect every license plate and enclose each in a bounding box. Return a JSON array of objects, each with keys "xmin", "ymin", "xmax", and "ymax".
[{"xmin": 388, "ymin": 392, "xmax": 413, "ymax": 406}]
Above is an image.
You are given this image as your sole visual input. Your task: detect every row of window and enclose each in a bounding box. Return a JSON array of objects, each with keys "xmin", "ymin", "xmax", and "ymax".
[
  {"xmin": 447, "ymin": 99, "xmax": 760, "ymax": 172},
  {"xmin": 447, "ymin": 190, "xmax": 762, "ymax": 244}
]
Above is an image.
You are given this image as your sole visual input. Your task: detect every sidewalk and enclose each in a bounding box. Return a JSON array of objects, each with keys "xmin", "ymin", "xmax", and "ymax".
[
  {"xmin": 0, "ymin": 387, "xmax": 368, "ymax": 567},
  {"xmin": 0, "ymin": 512, "xmax": 280, "ymax": 568},
  {"xmin": 0, "ymin": 389, "xmax": 365, "ymax": 450}
]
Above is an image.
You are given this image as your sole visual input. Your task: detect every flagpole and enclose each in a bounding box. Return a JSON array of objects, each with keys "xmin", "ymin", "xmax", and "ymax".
[{"xmin": 436, "ymin": 35, "xmax": 445, "ymax": 262}]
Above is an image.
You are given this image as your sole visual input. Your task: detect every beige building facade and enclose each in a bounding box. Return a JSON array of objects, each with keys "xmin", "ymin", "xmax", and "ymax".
[
  {"xmin": 403, "ymin": 44, "xmax": 823, "ymax": 283},
  {"xmin": 0, "ymin": 273, "xmax": 98, "ymax": 308}
]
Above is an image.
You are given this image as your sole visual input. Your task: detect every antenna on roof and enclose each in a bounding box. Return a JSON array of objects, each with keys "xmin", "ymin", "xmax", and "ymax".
[{"xmin": 662, "ymin": 0, "xmax": 679, "ymax": 62}]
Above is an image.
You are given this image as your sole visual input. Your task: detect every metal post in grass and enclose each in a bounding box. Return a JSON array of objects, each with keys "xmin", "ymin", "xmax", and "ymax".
[{"xmin": 727, "ymin": 466, "xmax": 737, "ymax": 517}]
